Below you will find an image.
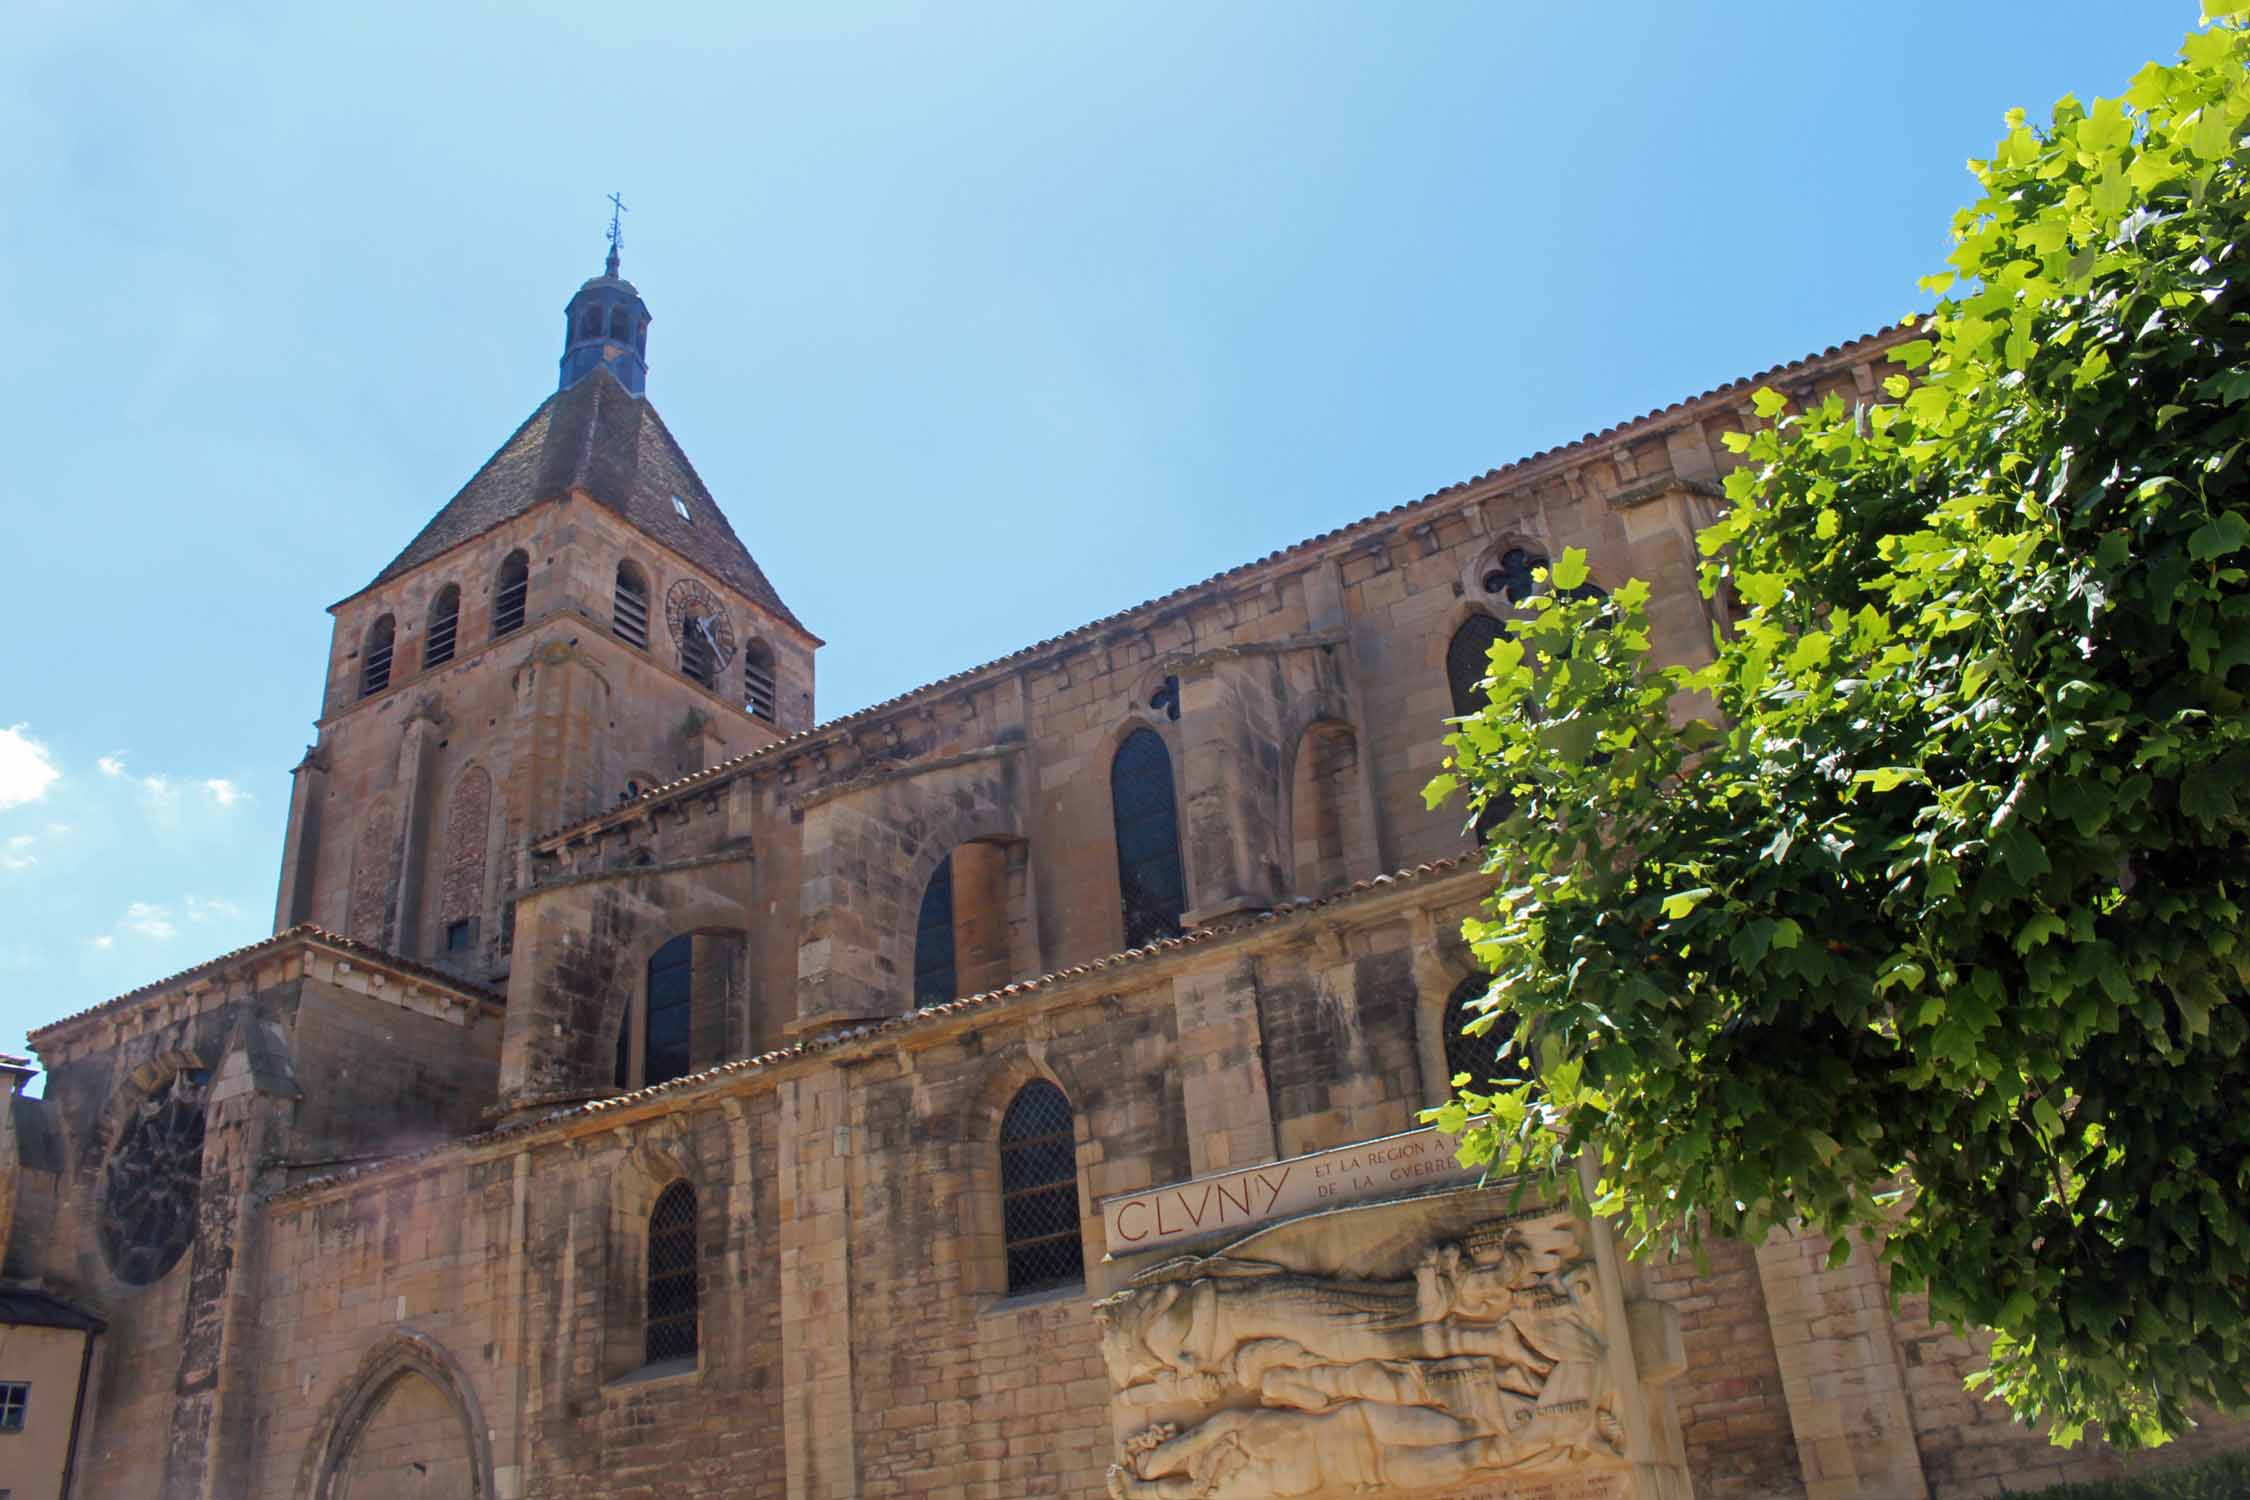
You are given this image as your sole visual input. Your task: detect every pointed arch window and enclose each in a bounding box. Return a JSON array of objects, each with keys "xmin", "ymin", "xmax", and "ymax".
[
  {"xmin": 612, "ymin": 561, "xmax": 650, "ymax": 648},
  {"xmin": 914, "ymin": 856, "xmax": 956, "ymax": 1005},
  {"xmin": 424, "ymin": 584, "xmax": 460, "ymax": 669},
  {"xmin": 644, "ymin": 935, "xmax": 694, "ymax": 1088},
  {"xmin": 645, "ymin": 1181, "xmax": 699, "ymax": 1364},
  {"xmin": 1111, "ymin": 728, "xmax": 1186, "ymax": 947},
  {"xmin": 1439, "ymin": 973, "xmax": 1534, "ymax": 1094},
  {"xmin": 492, "ymin": 551, "xmax": 529, "ymax": 638},
  {"xmin": 1446, "ymin": 614, "xmax": 1506, "ymax": 720},
  {"xmin": 360, "ymin": 615, "xmax": 395, "ymax": 698},
  {"xmin": 999, "ymin": 1081, "xmax": 1084, "ymax": 1295},
  {"xmin": 743, "ymin": 640, "xmax": 777, "ymax": 723}
]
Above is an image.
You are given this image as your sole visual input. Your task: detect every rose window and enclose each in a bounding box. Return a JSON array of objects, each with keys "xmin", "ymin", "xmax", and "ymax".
[{"xmin": 98, "ymin": 1068, "xmax": 210, "ymax": 1286}]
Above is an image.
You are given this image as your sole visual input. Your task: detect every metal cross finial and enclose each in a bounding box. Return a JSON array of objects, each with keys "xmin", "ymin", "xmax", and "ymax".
[{"xmin": 605, "ymin": 192, "xmax": 628, "ymax": 275}]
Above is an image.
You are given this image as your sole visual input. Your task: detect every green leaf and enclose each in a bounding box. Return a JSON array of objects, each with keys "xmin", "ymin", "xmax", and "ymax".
[
  {"xmin": 1751, "ymin": 387, "xmax": 1789, "ymax": 419},
  {"xmin": 1855, "ymin": 767, "xmax": 1923, "ymax": 793},
  {"xmin": 2188, "ymin": 510, "xmax": 2250, "ymax": 561},
  {"xmin": 1422, "ymin": 774, "xmax": 1459, "ymax": 810},
  {"xmin": 1660, "ymin": 888, "xmax": 1714, "ymax": 920},
  {"xmin": 1549, "ymin": 548, "xmax": 1590, "ymax": 593}
]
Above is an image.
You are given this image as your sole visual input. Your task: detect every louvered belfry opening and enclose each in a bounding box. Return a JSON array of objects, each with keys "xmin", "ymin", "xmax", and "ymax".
[
  {"xmin": 743, "ymin": 641, "xmax": 777, "ymax": 722},
  {"xmin": 1441, "ymin": 973, "xmax": 1533, "ymax": 1093},
  {"xmin": 493, "ymin": 550, "xmax": 529, "ymax": 638},
  {"xmin": 998, "ymin": 1080, "xmax": 1084, "ymax": 1295},
  {"xmin": 424, "ymin": 585, "xmax": 460, "ymax": 668},
  {"xmin": 644, "ymin": 1181, "xmax": 699, "ymax": 1365},
  {"xmin": 1111, "ymin": 728, "xmax": 1187, "ymax": 947},
  {"xmin": 612, "ymin": 562, "xmax": 650, "ymax": 648},
  {"xmin": 360, "ymin": 615, "xmax": 395, "ymax": 698},
  {"xmin": 681, "ymin": 624, "xmax": 715, "ymax": 688}
]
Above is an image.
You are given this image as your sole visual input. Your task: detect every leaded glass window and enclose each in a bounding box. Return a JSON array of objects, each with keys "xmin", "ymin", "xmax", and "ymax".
[
  {"xmin": 914, "ymin": 856, "xmax": 955, "ymax": 1005},
  {"xmin": 98, "ymin": 1068, "xmax": 209, "ymax": 1286},
  {"xmin": 999, "ymin": 1081, "xmax": 1083, "ymax": 1295},
  {"xmin": 644, "ymin": 1181, "xmax": 698, "ymax": 1364},
  {"xmin": 1439, "ymin": 974, "xmax": 1534, "ymax": 1094},
  {"xmin": 1111, "ymin": 729, "xmax": 1186, "ymax": 947},
  {"xmin": 644, "ymin": 935, "xmax": 694, "ymax": 1088}
]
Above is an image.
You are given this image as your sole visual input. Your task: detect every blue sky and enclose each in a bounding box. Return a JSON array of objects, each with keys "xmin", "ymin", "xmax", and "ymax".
[{"xmin": 0, "ymin": 1, "xmax": 2203, "ymax": 1076}]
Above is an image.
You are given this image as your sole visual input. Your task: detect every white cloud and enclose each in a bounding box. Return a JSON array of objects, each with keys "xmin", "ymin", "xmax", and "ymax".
[
  {"xmin": 120, "ymin": 901, "xmax": 179, "ymax": 940},
  {"xmin": 202, "ymin": 778, "xmax": 247, "ymax": 807},
  {"xmin": 183, "ymin": 895, "xmax": 241, "ymax": 924},
  {"xmin": 0, "ymin": 833, "xmax": 34, "ymax": 872},
  {"xmin": 96, "ymin": 753, "xmax": 127, "ymax": 778},
  {"xmin": 139, "ymin": 773, "xmax": 178, "ymax": 804},
  {"xmin": 0, "ymin": 724, "xmax": 62, "ymax": 811},
  {"xmin": 87, "ymin": 934, "xmax": 113, "ymax": 951}
]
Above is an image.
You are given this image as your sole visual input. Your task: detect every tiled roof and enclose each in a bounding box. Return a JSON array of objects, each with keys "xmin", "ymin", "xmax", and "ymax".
[
  {"xmin": 533, "ymin": 323, "xmax": 1914, "ymax": 849},
  {"xmin": 269, "ymin": 855, "xmax": 1481, "ymax": 1203},
  {"xmin": 0, "ymin": 1287, "xmax": 105, "ymax": 1333},
  {"xmin": 350, "ymin": 367, "xmax": 806, "ymax": 634},
  {"xmin": 26, "ymin": 926, "xmax": 504, "ymax": 1047}
]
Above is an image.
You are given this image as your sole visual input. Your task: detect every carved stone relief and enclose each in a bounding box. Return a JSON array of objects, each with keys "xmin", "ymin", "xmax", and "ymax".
[{"xmin": 1097, "ymin": 1194, "xmax": 1627, "ymax": 1500}]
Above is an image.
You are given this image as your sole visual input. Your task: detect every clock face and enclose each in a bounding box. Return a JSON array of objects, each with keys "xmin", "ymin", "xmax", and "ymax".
[{"xmin": 663, "ymin": 579, "xmax": 736, "ymax": 668}]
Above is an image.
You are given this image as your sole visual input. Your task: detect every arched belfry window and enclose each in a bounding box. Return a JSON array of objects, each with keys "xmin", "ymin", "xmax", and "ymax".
[
  {"xmin": 424, "ymin": 584, "xmax": 460, "ymax": 669},
  {"xmin": 644, "ymin": 936, "xmax": 694, "ymax": 1088},
  {"xmin": 998, "ymin": 1081, "xmax": 1084, "ymax": 1295},
  {"xmin": 914, "ymin": 856, "xmax": 956, "ymax": 1005},
  {"xmin": 1439, "ymin": 973, "xmax": 1534, "ymax": 1094},
  {"xmin": 743, "ymin": 640, "xmax": 777, "ymax": 722},
  {"xmin": 1111, "ymin": 728, "xmax": 1186, "ymax": 947},
  {"xmin": 645, "ymin": 1181, "xmax": 699, "ymax": 1365},
  {"xmin": 360, "ymin": 615, "xmax": 395, "ymax": 698},
  {"xmin": 578, "ymin": 304, "xmax": 604, "ymax": 340},
  {"xmin": 493, "ymin": 551, "xmax": 529, "ymax": 638},
  {"xmin": 609, "ymin": 306, "xmax": 635, "ymax": 342},
  {"xmin": 612, "ymin": 561, "xmax": 650, "ymax": 648}
]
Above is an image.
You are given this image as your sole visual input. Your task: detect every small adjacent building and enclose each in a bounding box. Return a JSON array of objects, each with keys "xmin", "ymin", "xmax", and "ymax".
[{"xmin": 3, "ymin": 237, "xmax": 2245, "ymax": 1500}]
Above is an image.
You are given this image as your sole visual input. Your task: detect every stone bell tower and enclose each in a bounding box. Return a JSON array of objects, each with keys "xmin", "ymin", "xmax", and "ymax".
[{"xmin": 270, "ymin": 216, "xmax": 820, "ymax": 983}]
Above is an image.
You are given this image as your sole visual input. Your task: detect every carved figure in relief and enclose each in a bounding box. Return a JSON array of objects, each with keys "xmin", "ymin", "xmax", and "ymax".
[{"xmin": 1098, "ymin": 1216, "xmax": 1617, "ymax": 1499}]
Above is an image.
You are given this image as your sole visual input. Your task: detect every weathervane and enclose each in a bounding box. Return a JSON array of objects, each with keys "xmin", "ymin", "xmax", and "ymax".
[{"xmin": 605, "ymin": 191, "xmax": 628, "ymax": 276}]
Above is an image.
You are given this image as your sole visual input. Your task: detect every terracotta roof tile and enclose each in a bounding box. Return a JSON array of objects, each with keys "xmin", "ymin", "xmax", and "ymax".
[
  {"xmin": 28, "ymin": 926, "xmax": 503, "ymax": 1046},
  {"xmin": 533, "ymin": 323, "xmax": 1912, "ymax": 848}
]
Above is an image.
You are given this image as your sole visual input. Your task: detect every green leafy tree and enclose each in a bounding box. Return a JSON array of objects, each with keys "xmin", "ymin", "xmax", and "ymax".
[{"xmin": 1429, "ymin": 11, "xmax": 2250, "ymax": 1447}]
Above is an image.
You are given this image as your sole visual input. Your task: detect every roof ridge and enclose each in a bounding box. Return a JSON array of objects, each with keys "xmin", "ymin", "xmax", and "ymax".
[
  {"xmin": 529, "ymin": 321, "xmax": 1915, "ymax": 849},
  {"xmin": 28, "ymin": 925, "xmax": 505, "ymax": 1047}
]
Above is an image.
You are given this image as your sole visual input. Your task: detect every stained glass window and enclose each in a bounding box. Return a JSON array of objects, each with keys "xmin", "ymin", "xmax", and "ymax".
[
  {"xmin": 1111, "ymin": 729, "xmax": 1186, "ymax": 947},
  {"xmin": 999, "ymin": 1081, "xmax": 1083, "ymax": 1294}
]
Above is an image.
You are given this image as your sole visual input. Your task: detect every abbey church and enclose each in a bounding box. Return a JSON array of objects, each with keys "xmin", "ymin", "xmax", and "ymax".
[{"xmin": 2, "ymin": 242, "xmax": 2242, "ymax": 1500}]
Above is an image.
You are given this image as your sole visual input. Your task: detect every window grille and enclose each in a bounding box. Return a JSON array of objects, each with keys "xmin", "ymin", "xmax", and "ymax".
[
  {"xmin": 681, "ymin": 624, "xmax": 715, "ymax": 688},
  {"xmin": 424, "ymin": 585, "xmax": 460, "ymax": 668},
  {"xmin": 743, "ymin": 644, "xmax": 777, "ymax": 722},
  {"xmin": 493, "ymin": 552, "xmax": 529, "ymax": 638},
  {"xmin": 913, "ymin": 856, "xmax": 956, "ymax": 1005},
  {"xmin": 0, "ymin": 1381, "xmax": 25, "ymax": 1432},
  {"xmin": 644, "ymin": 1181, "xmax": 699, "ymax": 1365},
  {"xmin": 360, "ymin": 615, "xmax": 395, "ymax": 698},
  {"xmin": 1439, "ymin": 974, "xmax": 1534, "ymax": 1093},
  {"xmin": 644, "ymin": 935, "xmax": 694, "ymax": 1087},
  {"xmin": 998, "ymin": 1081, "xmax": 1083, "ymax": 1294},
  {"xmin": 1111, "ymin": 729, "xmax": 1187, "ymax": 947},
  {"xmin": 612, "ymin": 564, "xmax": 649, "ymax": 648}
]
